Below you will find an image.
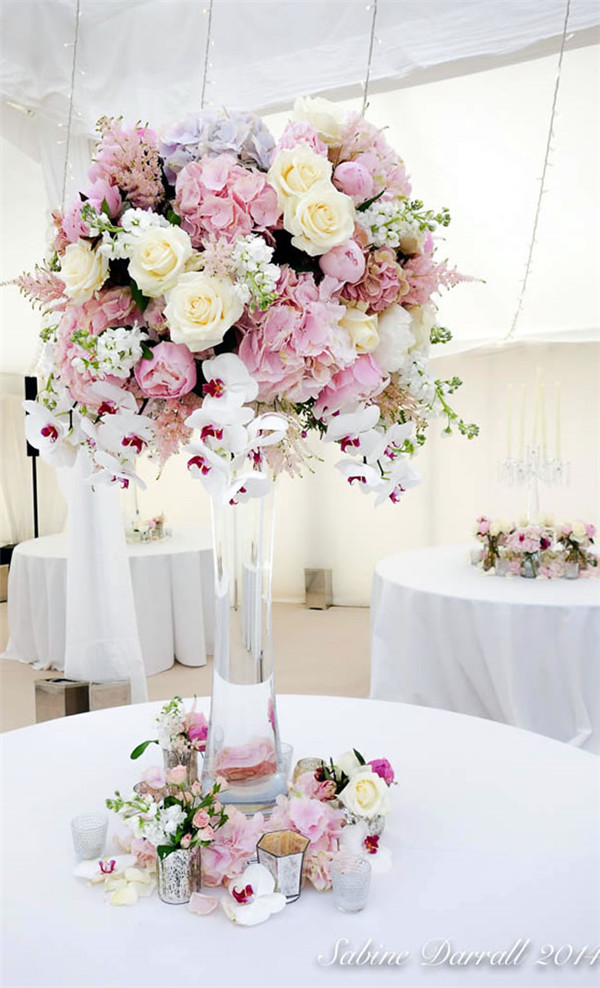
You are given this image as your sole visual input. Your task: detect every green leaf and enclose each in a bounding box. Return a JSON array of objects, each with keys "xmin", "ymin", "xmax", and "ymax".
[
  {"xmin": 101, "ymin": 198, "xmax": 111, "ymax": 218},
  {"xmin": 353, "ymin": 748, "xmax": 366, "ymax": 766},
  {"xmin": 157, "ymin": 843, "xmax": 175, "ymax": 860},
  {"xmin": 140, "ymin": 342, "xmax": 154, "ymax": 360},
  {"xmin": 130, "ymin": 279, "xmax": 150, "ymax": 312},
  {"xmin": 166, "ymin": 208, "xmax": 182, "ymax": 227},
  {"xmin": 356, "ymin": 188, "xmax": 385, "ymax": 213},
  {"xmin": 130, "ymin": 739, "xmax": 159, "ymax": 760}
]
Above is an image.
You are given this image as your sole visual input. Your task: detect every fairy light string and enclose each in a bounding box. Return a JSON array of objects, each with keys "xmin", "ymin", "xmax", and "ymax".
[
  {"xmin": 201, "ymin": 0, "xmax": 215, "ymax": 110},
  {"xmin": 362, "ymin": 0, "xmax": 379, "ymax": 115},
  {"xmin": 504, "ymin": 0, "xmax": 571, "ymax": 342},
  {"xmin": 61, "ymin": 0, "xmax": 81, "ymax": 211}
]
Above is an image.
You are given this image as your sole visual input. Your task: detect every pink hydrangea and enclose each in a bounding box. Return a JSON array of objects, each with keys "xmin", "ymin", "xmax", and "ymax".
[
  {"xmin": 294, "ymin": 771, "xmax": 337, "ymax": 802},
  {"xmin": 342, "ymin": 246, "xmax": 408, "ymax": 311},
  {"xmin": 268, "ymin": 793, "xmax": 346, "ymax": 891},
  {"xmin": 274, "ymin": 121, "xmax": 328, "ymax": 158},
  {"xmin": 313, "ymin": 354, "xmax": 386, "ymax": 418},
  {"xmin": 174, "ymin": 154, "xmax": 279, "ymax": 246},
  {"xmin": 238, "ymin": 269, "xmax": 355, "ymax": 403},
  {"xmin": 201, "ymin": 806, "xmax": 264, "ymax": 887}
]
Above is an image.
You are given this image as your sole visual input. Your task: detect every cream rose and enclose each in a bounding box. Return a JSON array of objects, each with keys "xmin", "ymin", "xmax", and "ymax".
[
  {"xmin": 293, "ymin": 96, "xmax": 345, "ymax": 146},
  {"xmin": 572, "ymin": 522, "xmax": 587, "ymax": 541},
  {"xmin": 372, "ymin": 304, "xmax": 415, "ymax": 373},
  {"xmin": 268, "ymin": 146, "xmax": 332, "ymax": 207},
  {"xmin": 127, "ymin": 225, "xmax": 193, "ymax": 298},
  {"xmin": 340, "ymin": 305, "xmax": 379, "ymax": 354},
  {"xmin": 335, "ymin": 750, "xmax": 363, "ymax": 778},
  {"xmin": 284, "ymin": 182, "xmax": 355, "ymax": 257},
  {"xmin": 60, "ymin": 241, "xmax": 109, "ymax": 303},
  {"xmin": 339, "ymin": 768, "xmax": 391, "ymax": 817},
  {"xmin": 164, "ymin": 272, "xmax": 243, "ymax": 351}
]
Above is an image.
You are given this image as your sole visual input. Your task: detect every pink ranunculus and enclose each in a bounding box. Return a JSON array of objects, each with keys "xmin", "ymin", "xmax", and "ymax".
[
  {"xmin": 333, "ymin": 161, "xmax": 374, "ymax": 202},
  {"xmin": 134, "ymin": 341, "xmax": 197, "ymax": 399},
  {"xmin": 192, "ymin": 809, "xmax": 210, "ymax": 830},
  {"xmin": 368, "ymin": 758, "xmax": 395, "ymax": 785},
  {"xmin": 141, "ymin": 765, "xmax": 166, "ymax": 789},
  {"xmin": 313, "ymin": 355, "xmax": 386, "ymax": 417},
  {"xmin": 166, "ymin": 765, "xmax": 188, "ymax": 786},
  {"xmin": 319, "ymin": 239, "xmax": 366, "ymax": 284}
]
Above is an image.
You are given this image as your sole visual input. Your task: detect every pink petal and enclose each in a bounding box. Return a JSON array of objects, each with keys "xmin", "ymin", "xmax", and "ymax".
[{"xmin": 188, "ymin": 893, "xmax": 220, "ymax": 915}]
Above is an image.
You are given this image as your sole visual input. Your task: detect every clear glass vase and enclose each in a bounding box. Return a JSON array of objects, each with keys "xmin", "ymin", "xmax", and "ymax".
[{"xmin": 201, "ymin": 485, "xmax": 287, "ymax": 814}]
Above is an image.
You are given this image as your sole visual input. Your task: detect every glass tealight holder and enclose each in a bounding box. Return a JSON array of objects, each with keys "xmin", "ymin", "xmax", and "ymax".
[
  {"xmin": 564, "ymin": 560, "xmax": 580, "ymax": 580},
  {"xmin": 292, "ymin": 757, "xmax": 323, "ymax": 783},
  {"xmin": 256, "ymin": 830, "xmax": 310, "ymax": 902},
  {"xmin": 280, "ymin": 743, "xmax": 294, "ymax": 780},
  {"xmin": 71, "ymin": 812, "xmax": 108, "ymax": 861},
  {"xmin": 331, "ymin": 853, "xmax": 371, "ymax": 913},
  {"xmin": 494, "ymin": 556, "xmax": 510, "ymax": 577}
]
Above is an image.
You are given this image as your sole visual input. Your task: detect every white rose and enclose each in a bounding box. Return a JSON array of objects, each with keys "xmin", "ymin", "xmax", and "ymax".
[
  {"xmin": 335, "ymin": 750, "xmax": 363, "ymax": 778},
  {"xmin": 572, "ymin": 522, "xmax": 587, "ymax": 541},
  {"xmin": 60, "ymin": 241, "xmax": 109, "ymax": 303},
  {"xmin": 372, "ymin": 304, "xmax": 415, "ymax": 373},
  {"xmin": 164, "ymin": 272, "xmax": 244, "ymax": 351},
  {"xmin": 293, "ymin": 96, "xmax": 345, "ymax": 146},
  {"xmin": 339, "ymin": 768, "xmax": 391, "ymax": 817},
  {"xmin": 267, "ymin": 146, "xmax": 332, "ymax": 207},
  {"xmin": 408, "ymin": 303, "xmax": 437, "ymax": 354},
  {"xmin": 284, "ymin": 182, "xmax": 355, "ymax": 257},
  {"xmin": 489, "ymin": 520, "xmax": 501, "ymax": 537},
  {"xmin": 340, "ymin": 305, "xmax": 379, "ymax": 354},
  {"xmin": 127, "ymin": 224, "xmax": 193, "ymax": 298}
]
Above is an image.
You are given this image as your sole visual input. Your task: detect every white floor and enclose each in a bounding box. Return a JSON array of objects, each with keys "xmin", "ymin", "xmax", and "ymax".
[{"xmin": 0, "ymin": 601, "xmax": 370, "ymax": 732}]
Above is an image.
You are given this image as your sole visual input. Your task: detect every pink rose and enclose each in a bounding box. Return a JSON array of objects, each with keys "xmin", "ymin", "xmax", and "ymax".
[
  {"xmin": 368, "ymin": 758, "xmax": 395, "ymax": 785},
  {"xmin": 134, "ymin": 341, "xmax": 197, "ymax": 398},
  {"xmin": 319, "ymin": 239, "xmax": 366, "ymax": 284},
  {"xmin": 180, "ymin": 833, "xmax": 192, "ymax": 849},
  {"xmin": 333, "ymin": 161, "xmax": 374, "ymax": 202},
  {"xmin": 166, "ymin": 765, "xmax": 188, "ymax": 786},
  {"xmin": 193, "ymin": 809, "xmax": 210, "ymax": 829},
  {"xmin": 196, "ymin": 826, "xmax": 215, "ymax": 842}
]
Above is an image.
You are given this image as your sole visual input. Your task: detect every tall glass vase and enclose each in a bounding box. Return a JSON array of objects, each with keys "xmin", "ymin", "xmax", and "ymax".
[{"xmin": 201, "ymin": 485, "xmax": 287, "ymax": 814}]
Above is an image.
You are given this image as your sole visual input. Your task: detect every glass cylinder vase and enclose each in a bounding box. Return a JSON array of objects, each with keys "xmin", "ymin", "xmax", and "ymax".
[{"xmin": 201, "ymin": 485, "xmax": 287, "ymax": 814}]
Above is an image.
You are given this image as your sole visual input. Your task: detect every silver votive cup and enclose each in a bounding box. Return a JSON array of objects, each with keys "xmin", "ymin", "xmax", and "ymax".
[
  {"xmin": 256, "ymin": 830, "xmax": 310, "ymax": 902},
  {"xmin": 71, "ymin": 812, "xmax": 108, "ymax": 860},
  {"xmin": 331, "ymin": 853, "xmax": 371, "ymax": 912},
  {"xmin": 292, "ymin": 756, "xmax": 323, "ymax": 783}
]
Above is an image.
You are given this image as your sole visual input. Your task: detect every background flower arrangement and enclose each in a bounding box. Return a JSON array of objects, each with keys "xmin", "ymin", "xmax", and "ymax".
[
  {"xmin": 474, "ymin": 516, "xmax": 597, "ymax": 578},
  {"xmin": 16, "ymin": 98, "xmax": 478, "ymax": 505}
]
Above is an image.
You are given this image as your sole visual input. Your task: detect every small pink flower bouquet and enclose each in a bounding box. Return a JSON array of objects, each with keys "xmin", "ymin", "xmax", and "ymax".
[{"xmin": 130, "ymin": 695, "xmax": 208, "ymax": 761}]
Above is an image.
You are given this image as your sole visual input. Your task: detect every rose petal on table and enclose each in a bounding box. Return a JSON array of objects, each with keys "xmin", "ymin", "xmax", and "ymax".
[
  {"xmin": 110, "ymin": 884, "xmax": 139, "ymax": 906},
  {"xmin": 124, "ymin": 867, "xmax": 152, "ymax": 884},
  {"xmin": 135, "ymin": 880, "xmax": 157, "ymax": 898},
  {"xmin": 188, "ymin": 892, "xmax": 219, "ymax": 915},
  {"xmin": 104, "ymin": 877, "xmax": 128, "ymax": 892}
]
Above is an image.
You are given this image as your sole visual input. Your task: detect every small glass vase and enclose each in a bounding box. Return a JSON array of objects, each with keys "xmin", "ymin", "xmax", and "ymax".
[
  {"xmin": 163, "ymin": 747, "xmax": 198, "ymax": 786},
  {"xmin": 201, "ymin": 485, "xmax": 287, "ymax": 814},
  {"xmin": 494, "ymin": 556, "xmax": 510, "ymax": 577},
  {"xmin": 157, "ymin": 847, "xmax": 201, "ymax": 904},
  {"xmin": 564, "ymin": 560, "xmax": 580, "ymax": 579},
  {"xmin": 521, "ymin": 554, "xmax": 539, "ymax": 579}
]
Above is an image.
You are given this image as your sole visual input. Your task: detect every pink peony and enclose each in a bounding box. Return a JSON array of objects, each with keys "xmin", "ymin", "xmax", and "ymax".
[
  {"xmin": 333, "ymin": 161, "xmax": 374, "ymax": 202},
  {"xmin": 368, "ymin": 758, "xmax": 395, "ymax": 785},
  {"xmin": 201, "ymin": 806, "xmax": 264, "ymax": 887},
  {"xmin": 175, "ymin": 154, "xmax": 279, "ymax": 246},
  {"xmin": 134, "ymin": 341, "xmax": 197, "ymax": 398},
  {"xmin": 342, "ymin": 246, "xmax": 408, "ymax": 312},
  {"xmin": 313, "ymin": 354, "xmax": 386, "ymax": 417},
  {"xmin": 319, "ymin": 239, "xmax": 366, "ymax": 284},
  {"xmin": 82, "ymin": 176, "xmax": 122, "ymax": 217}
]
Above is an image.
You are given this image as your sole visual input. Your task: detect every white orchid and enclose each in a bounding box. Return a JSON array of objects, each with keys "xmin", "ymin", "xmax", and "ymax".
[
  {"xmin": 201, "ymin": 353, "xmax": 258, "ymax": 420},
  {"xmin": 335, "ymin": 459, "xmax": 381, "ymax": 492},
  {"xmin": 73, "ymin": 855, "xmax": 157, "ymax": 906},
  {"xmin": 222, "ymin": 863, "xmax": 286, "ymax": 927},
  {"xmin": 373, "ymin": 458, "xmax": 421, "ymax": 506},
  {"xmin": 339, "ymin": 822, "xmax": 393, "ymax": 875},
  {"xmin": 22, "ymin": 400, "xmax": 77, "ymax": 468}
]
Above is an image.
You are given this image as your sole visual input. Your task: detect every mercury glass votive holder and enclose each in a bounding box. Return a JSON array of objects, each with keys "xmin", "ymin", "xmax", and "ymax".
[
  {"xmin": 71, "ymin": 812, "xmax": 108, "ymax": 861},
  {"xmin": 292, "ymin": 757, "xmax": 323, "ymax": 783},
  {"xmin": 331, "ymin": 853, "xmax": 371, "ymax": 913},
  {"xmin": 256, "ymin": 830, "xmax": 310, "ymax": 902}
]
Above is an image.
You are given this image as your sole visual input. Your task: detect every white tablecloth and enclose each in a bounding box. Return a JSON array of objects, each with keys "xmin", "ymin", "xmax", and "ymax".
[
  {"xmin": 1, "ymin": 696, "xmax": 598, "ymax": 988},
  {"xmin": 3, "ymin": 526, "xmax": 215, "ymax": 676},
  {"xmin": 371, "ymin": 545, "xmax": 600, "ymax": 753}
]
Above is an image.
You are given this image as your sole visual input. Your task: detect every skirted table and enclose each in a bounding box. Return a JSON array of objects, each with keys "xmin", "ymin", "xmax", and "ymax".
[
  {"xmin": 1, "ymin": 695, "xmax": 598, "ymax": 988},
  {"xmin": 370, "ymin": 544, "xmax": 600, "ymax": 753},
  {"xmin": 3, "ymin": 526, "xmax": 214, "ymax": 675}
]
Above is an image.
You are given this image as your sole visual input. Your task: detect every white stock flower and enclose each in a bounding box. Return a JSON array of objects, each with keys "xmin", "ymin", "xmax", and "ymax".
[
  {"xmin": 339, "ymin": 768, "xmax": 392, "ymax": 817},
  {"xmin": 165, "ymin": 272, "xmax": 244, "ymax": 351},
  {"xmin": 268, "ymin": 145, "xmax": 332, "ymax": 206},
  {"xmin": 293, "ymin": 96, "xmax": 345, "ymax": 146},
  {"xmin": 339, "ymin": 306, "xmax": 379, "ymax": 354},
  {"xmin": 284, "ymin": 182, "xmax": 355, "ymax": 257},
  {"xmin": 372, "ymin": 304, "xmax": 415, "ymax": 373},
  {"xmin": 127, "ymin": 224, "xmax": 193, "ymax": 297},
  {"xmin": 95, "ymin": 325, "xmax": 147, "ymax": 379},
  {"xmin": 60, "ymin": 241, "xmax": 109, "ymax": 303}
]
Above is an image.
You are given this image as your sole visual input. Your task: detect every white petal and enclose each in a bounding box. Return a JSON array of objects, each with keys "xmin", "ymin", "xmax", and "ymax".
[
  {"xmin": 222, "ymin": 898, "xmax": 272, "ymax": 927},
  {"xmin": 110, "ymin": 884, "xmax": 139, "ymax": 906},
  {"xmin": 104, "ymin": 877, "xmax": 128, "ymax": 892},
  {"xmin": 261, "ymin": 892, "xmax": 287, "ymax": 915},
  {"xmin": 124, "ymin": 867, "xmax": 152, "ymax": 884},
  {"xmin": 241, "ymin": 862, "xmax": 275, "ymax": 897}
]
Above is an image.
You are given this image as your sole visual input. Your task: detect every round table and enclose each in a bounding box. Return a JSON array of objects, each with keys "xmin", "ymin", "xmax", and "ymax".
[
  {"xmin": 1, "ymin": 696, "xmax": 597, "ymax": 988},
  {"xmin": 370, "ymin": 545, "xmax": 600, "ymax": 754},
  {"xmin": 3, "ymin": 526, "xmax": 215, "ymax": 675}
]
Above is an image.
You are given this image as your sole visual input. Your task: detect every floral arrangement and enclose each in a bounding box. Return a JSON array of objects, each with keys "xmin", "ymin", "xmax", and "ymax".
[
  {"xmin": 473, "ymin": 517, "xmax": 597, "ymax": 578},
  {"xmin": 106, "ymin": 772, "xmax": 228, "ymax": 860},
  {"xmin": 16, "ymin": 98, "xmax": 477, "ymax": 505},
  {"xmin": 125, "ymin": 511, "xmax": 166, "ymax": 543},
  {"xmin": 130, "ymin": 696, "xmax": 208, "ymax": 759}
]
